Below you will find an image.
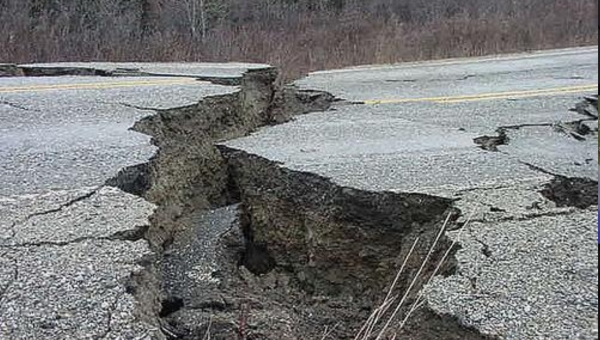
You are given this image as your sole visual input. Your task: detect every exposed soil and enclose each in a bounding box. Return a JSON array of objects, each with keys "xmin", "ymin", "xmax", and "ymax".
[
  {"xmin": 540, "ymin": 176, "xmax": 598, "ymax": 209},
  {"xmin": 102, "ymin": 66, "xmax": 497, "ymax": 340},
  {"xmin": 9, "ymin": 64, "xmax": 596, "ymax": 340},
  {"xmin": 473, "ymin": 130, "xmax": 509, "ymax": 152}
]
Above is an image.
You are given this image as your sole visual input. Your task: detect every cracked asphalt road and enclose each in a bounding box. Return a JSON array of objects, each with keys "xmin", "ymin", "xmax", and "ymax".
[
  {"xmin": 226, "ymin": 47, "xmax": 599, "ymax": 339},
  {"xmin": 0, "ymin": 63, "xmax": 267, "ymax": 339},
  {"xmin": 1, "ymin": 50, "xmax": 597, "ymax": 340},
  {"xmin": 0, "ymin": 75, "xmax": 243, "ymax": 196}
]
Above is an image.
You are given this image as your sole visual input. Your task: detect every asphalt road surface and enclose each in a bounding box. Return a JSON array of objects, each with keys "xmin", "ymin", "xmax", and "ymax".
[
  {"xmin": 0, "ymin": 47, "xmax": 598, "ymax": 340},
  {"xmin": 0, "ymin": 63, "xmax": 267, "ymax": 339},
  {"xmin": 226, "ymin": 46, "xmax": 599, "ymax": 340},
  {"xmin": 230, "ymin": 47, "xmax": 598, "ymax": 192}
]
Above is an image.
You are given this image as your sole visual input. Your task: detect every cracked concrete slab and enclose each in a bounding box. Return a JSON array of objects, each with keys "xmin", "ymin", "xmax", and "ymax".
[
  {"xmin": 0, "ymin": 140, "xmax": 162, "ymax": 338},
  {"xmin": 499, "ymin": 125, "xmax": 597, "ymax": 180},
  {"xmin": 0, "ymin": 76, "xmax": 237, "ymax": 118},
  {"xmin": 2, "ymin": 48, "xmax": 598, "ymax": 340},
  {"xmin": 0, "ymin": 74, "xmax": 245, "ymax": 196},
  {"xmin": 296, "ymin": 47, "xmax": 598, "ymax": 103},
  {"xmin": 451, "ymin": 178, "xmax": 575, "ymax": 223},
  {"xmin": 0, "ymin": 187, "xmax": 100, "ymax": 242},
  {"xmin": 224, "ymin": 102, "xmax": 554, "ymax": 195},
  {"xmin": 356, "ymin": 96, "xmax": 590, "ymax": 135},
  {"xmin": 227, "ymin": 48, "xmax": 598, "ymax": 197}
]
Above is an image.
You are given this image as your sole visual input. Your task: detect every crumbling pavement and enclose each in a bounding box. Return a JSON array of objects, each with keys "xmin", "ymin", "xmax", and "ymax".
[{"xmin": 1, "ymin": 48, "xmax": 598, "ymax": 340}]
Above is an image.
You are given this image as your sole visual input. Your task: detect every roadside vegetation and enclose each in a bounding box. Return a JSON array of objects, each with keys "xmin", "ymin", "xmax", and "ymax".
[{"xmin": 0, "ymin": 0, "xmax": 597, "ymax": 81}]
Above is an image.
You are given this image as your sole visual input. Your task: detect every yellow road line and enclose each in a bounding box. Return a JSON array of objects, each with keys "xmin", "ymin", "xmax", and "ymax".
[
  {"xmin": 0, "ymin": 78, "xmax": 199, "ymax": 93},
  {"xmin": 364, "ymin": 84, "xmax": 599, "ymax": 105},
  {"xmin": 314, "ymin": 47, "xmax": 598, "ymax": 75}
]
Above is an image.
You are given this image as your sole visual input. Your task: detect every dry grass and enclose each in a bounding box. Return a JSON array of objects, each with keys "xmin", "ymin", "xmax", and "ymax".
[
  {"xmin": 355, "ymin": 212, "xmax": 471, "ymax": 340},
  {"xmin": 0, "ymin": 0, "xmax": 597, "ymax": 82}
]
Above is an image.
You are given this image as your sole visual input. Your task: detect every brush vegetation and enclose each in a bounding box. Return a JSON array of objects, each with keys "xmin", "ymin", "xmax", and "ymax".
[{"xmin": 1, "ymin": 0, "xmax": 597, "ymax": 81}]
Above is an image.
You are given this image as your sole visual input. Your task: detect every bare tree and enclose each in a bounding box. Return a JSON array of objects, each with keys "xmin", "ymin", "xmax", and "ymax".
[
  {"xmin": 141, "ymin": 0, "xmax": 161, "ymax": 37},
  {"xmin": 0, "ymin": 0, "xmax": 596, "ymax": 79},
  {"xmin": 183, "ymin": 0, "xmax": 209, "ymax": 41}
]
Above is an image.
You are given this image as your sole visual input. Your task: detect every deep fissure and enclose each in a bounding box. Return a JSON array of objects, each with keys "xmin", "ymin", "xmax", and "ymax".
[
  {"xmin": 98, "ymin": 66, "xmax": 504, "ymax": 340},
  {"xmin": 3, "ymin": 61, "xmax": 596, "ymax": 339},
  {"xmin": 95, "ymin": 68, "xmax": 599, "ymax": 340}
]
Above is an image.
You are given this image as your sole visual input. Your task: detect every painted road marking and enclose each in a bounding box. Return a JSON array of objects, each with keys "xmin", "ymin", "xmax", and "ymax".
[
  {"xmin": 314, "ymin": 47, "xmax": 598, "ymax": 75},
  {"xmin": 0, "ymin": 78, "xmax": 199, "ymax": 93},
  {"xmin": 363, "ymin": 84, "xmax": 599, "ymax": 105}
]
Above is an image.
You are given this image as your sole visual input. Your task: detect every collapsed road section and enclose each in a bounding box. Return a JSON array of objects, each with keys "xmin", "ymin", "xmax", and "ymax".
[
  {"xmin": 217, "ymin": 48, "xmax": 598, "ymax": 340},
  {"xmin": 1, "ymin": 47, "xmax": 599, "ymax": 340},
  {"xmin": 0, "ymin": 62, "xmax": 333, "ymax": 339},
  {"xmin": 101, "ymin": 65, "xmax": 474, "ymax": 339}
]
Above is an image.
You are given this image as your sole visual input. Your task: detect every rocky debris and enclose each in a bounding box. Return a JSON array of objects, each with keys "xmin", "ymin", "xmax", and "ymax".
[
  {"xmin": 0, "ymin": 63, "xmax": 24, "ymax": 77},
  {"xmin": 571, "ymin": 95, "xmax": 599, "ymax": 119},
  {"xmin": 540, "ymin": 176, "xmax": 598, "ymax": 209},
  {"xmin": 474, "ymin": 130, "xmax": 509, "ymax": 151},
  {"xmin": 553, "ymin": 120, "xmax": 595, "ymax": 141},
  {"xmin": 161, "ymin": 205, "xmax": 240, "ymax": 313}
]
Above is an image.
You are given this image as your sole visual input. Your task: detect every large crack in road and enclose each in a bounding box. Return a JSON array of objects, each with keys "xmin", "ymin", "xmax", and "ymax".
[
  {"xmin": 105, "ymin": 65, "xmax": 597, "ymax": 339},
  {"xmin": 98, "ymin": 66, "xmax": 510, "ymax": 340},
  {"xmin": 3, "ymin": 55, "xmax": 596, "ymax": 339}
]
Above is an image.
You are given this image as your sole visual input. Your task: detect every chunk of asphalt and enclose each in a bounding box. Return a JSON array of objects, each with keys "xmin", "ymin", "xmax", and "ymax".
[{"xmin": 0, "ymin": 64, "xmax": 24, "ymax": 77}]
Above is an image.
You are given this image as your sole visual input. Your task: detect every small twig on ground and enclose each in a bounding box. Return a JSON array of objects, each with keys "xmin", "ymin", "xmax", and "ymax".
[
  {"xmin": 321, "ymin": 323, "xmax": 341, "ymax": 340},
  {"xmin": 374, "ymin": 213, "xmax": 452, "ymax": 340},
  {"xmin": 238, "ymin": 303, "xmax": 249, "ymax": 340},
  {"xmin": 354, "ymin": 237, "xmax": 421, "ymax": 340},
  {"xmin": 203, "ymin": 317, "xmax": 213, "ymax": 340}
]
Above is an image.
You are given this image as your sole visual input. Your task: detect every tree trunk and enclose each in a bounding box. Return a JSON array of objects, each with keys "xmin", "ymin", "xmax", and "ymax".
[
  {"xmin": 200, "ymin": 0, "xmax": 206, "ymax": 42},
  {"xmin": 141, "ymin": 0, "xmax": 160, "ymax": 37}
]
